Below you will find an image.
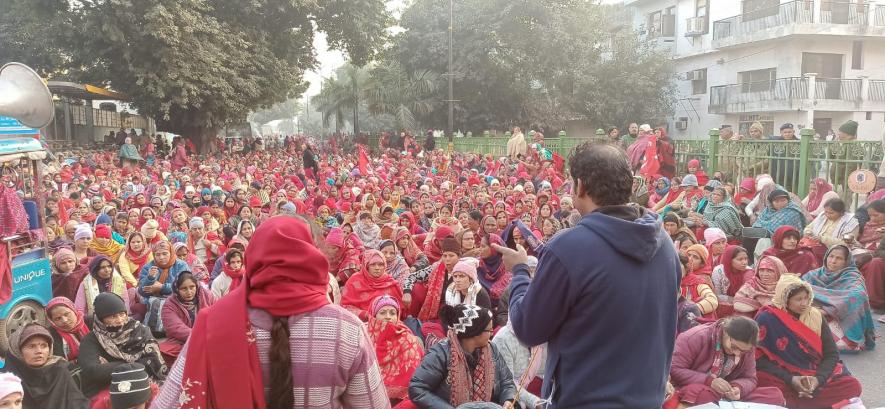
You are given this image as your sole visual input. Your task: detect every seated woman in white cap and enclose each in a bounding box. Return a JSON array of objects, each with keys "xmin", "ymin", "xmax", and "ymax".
[
  {"xmin": 445, "ymin": 258, "xmax": 492, "ymax": 309},
  {"xmin": 78, "ymin": 293, "xmax": 166, "ymax": 406},
  {"xmin": 4, "ymin": 324, "xmax": 89, "ymax": 409}
]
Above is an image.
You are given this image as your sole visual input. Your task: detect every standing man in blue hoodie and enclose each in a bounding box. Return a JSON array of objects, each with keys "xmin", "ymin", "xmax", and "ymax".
[{"xmin": 494, "ymin": 142, "xmax": 681, "ymax": 409}]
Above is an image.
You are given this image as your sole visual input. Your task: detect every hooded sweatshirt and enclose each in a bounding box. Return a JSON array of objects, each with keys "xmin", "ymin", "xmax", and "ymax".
[{"xmin": 509, "ymin": 205, "xmax": 681, "ymax": 409}]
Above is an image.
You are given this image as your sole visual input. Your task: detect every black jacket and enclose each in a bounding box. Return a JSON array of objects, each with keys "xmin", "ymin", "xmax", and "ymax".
[{"xmin": 409, "ymin": 340, "xmax": 516, "ymax": 409}]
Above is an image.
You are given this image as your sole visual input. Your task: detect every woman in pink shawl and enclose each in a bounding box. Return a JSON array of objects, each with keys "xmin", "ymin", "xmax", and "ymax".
[
  {"xmin": 626, "ymin": 125, "xmax": 654, "ymax": 170},
  {"xmin": 170, "ymin": 139, "xmax": 189, "ymax": 170},
  {"xmin": 733, "ymin": 255, "xmax": 786, "ymax": 317}
]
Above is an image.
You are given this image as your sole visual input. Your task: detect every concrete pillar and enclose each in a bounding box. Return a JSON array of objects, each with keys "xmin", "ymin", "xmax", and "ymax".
[{"xmin": 812, "ymin": 0, "xmax": 822, "ymax": 23}]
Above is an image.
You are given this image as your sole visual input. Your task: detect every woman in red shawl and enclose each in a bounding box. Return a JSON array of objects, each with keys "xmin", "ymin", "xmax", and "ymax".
[
  {"xmin": 711, "ymin": 245, "xmax": 753, "ymax": 317},
  {"xmin": 340, "ymin": 250, "xmax": 404, "ymax": 320},
  {"xmin": 155, "ymin": 216, "xmax": 389, "ymax": 409},
  {"xmin": 423, "ymin": 225, "xmax": 455, "ymax": 264},
  {"xmin": 686, "ymin": 159, "xmax": 709, "ymax": 186},
  {"xmin": 366, "ymin": 295, "xmax": 424, "ymax": 404},
  {"xmin": 763, "ymin": 226, "xmax": 819, "ymax": 275},
  {"xmin": 45, "ymin": 296, "xmax": 90, "ymax": 363},
  {"xmin": 324, "ymin": 227, "xmax": 363, "ymax": 283},
  {"xmin": 734, "ymin": 177, "xmax": 756, "ymax": 208},
  {"xmin": 682, "ymin": 244, "xmax": 718, "ymax": 319},
  {"xmin": 398, "ymin": 211, "xmax": 426, "ymax": 235}
]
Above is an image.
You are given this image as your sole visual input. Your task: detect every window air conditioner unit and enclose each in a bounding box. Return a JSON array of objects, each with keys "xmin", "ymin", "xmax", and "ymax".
[
  {"xmin": 686, "ymin": 16, "xmax": 707, "ymax": 37},
  {"xmin": 675, "ymin": 119, "xmax": 689, "ymax": 130},
  {"xmin": 686, "ymin": 69, "xmax": 706, "ymax": 81}
]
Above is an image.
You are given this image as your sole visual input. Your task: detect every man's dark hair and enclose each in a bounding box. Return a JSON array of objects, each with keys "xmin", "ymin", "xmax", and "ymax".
[
  {"xmin": 568, "ymin": 142, "xmax": 632, "ymax": 206},
  {"xmin": 722, "ymin": 316, "xmax": 760, "ymax": 345},
  {"xmin": 468, "ymin": 210, "xmax": 483, "ymax": 222},
  {"xmin": 824, "ymin": 197, "xmax": 846, "ymax": 214}
]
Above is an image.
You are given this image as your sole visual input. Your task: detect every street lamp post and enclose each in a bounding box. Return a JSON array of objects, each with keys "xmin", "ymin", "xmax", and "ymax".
[{"xmin": 446, "ymin": 0, "xmax": 454, "ymax": 142}]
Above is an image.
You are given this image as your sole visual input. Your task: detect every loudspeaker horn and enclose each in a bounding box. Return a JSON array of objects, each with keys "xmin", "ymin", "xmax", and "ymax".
[{"xmin": 0, "ymin": 62, "xmax": 55, "ymax": 129}]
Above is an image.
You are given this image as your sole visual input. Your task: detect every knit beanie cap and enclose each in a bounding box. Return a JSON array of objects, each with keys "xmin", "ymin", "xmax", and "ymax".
[
  {"xmin": 18, "ymin": 324, "xmax": 52, "ymax": 350},
  {"xmin": 452, "ymin": 258, "xmax": 479, "ymax": 282},
  {"xmin": 680, "ymin": 174, "xmax": 699, "ymax": 187},
  {"xmin": 93, "ymin": 293, "xmax": 127, "ymax": 320},
  {"xmin": 370, "ymin": 295, "xmax": 400, "ymax": 317},
  {"xmin": 74, "ymin": 224, "xmax": 93, "ymax": 241},
  {"xmin": 188, "ymin": 217, "xmax": 205, "ymax": 229},
  {"xmin": 95, "ymin": 212, "xmax": 113, "ymax": 226},
  {"xmin": 0, "ymin": 373, "xmax": 23, "ymax": 401},
  {"xmin": 838, "ymin": 120, "xmax": 858, "ymax": 136},
  {"xmin": 441, "ymin": 304, "xmax": 493, "ymax": 339},
  {"xmin": 703, "ymin": 228, "xmax": 727, "ymax": 245},
  {"xmin": 110, "ymin": 363, "xmax": 152, "ymax": 409},
  {"xmin": 768, "ymin": 189, "xmax": 790, "ymax": 203},
  {"xmin": 141, "ymin": 219, "xmax": 159, "ymax": 239}
]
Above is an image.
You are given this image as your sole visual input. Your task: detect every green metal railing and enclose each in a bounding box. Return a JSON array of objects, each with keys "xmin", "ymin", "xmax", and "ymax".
[{"xmin": 445, "ymin": 129, "xmax": 883, "ymax": 204}]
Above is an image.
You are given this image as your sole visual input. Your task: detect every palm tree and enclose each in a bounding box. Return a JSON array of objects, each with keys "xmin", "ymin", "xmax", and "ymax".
[
  {"xmin": 310, "ymin": 64, "xmax": 371, "ymax": 134},
  {"xmin": 365, "ymin": 61, "xmax": 441, "ymax": 132}
]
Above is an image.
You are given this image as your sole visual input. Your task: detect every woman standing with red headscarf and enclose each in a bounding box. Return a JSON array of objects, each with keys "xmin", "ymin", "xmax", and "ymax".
[{"xmin": 152, "ymin": 216, "xmax": 389, "ymax": 409}]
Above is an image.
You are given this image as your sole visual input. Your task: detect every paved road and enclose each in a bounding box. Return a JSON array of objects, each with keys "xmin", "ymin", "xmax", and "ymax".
[{"xmin": 839, "ymin": 311, "xmax": 883, "ymax": 408}]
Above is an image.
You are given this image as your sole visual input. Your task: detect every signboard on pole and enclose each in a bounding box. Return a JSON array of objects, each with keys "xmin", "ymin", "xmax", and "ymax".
[{"xmin": 0, "ymin": 116, "xmax": 40, "ymax": 136}]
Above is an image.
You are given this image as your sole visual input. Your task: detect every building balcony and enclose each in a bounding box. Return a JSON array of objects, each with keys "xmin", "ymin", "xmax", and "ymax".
[
  {"xmin": 709, "ymin": 76, "xmax": 885, "ymax": 114},
  {"xmin": 712, "ymin": 1, "xmax": 885, "ymax": 49}
]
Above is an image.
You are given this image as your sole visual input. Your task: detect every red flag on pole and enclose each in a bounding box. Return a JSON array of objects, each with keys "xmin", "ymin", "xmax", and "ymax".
[{"xmin": 358, "ymin": 145, "xmax": 369, "ymax": 175}]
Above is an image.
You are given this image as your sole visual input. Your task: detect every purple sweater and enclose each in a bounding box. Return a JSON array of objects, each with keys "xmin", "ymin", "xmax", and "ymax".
[
  {"xmin": 151, "ymin": 304, "xmax": 390, "ymax": 409},
  {"xmin": 669, "ymin": 323, "xmax": 758, "ymax": 395}
]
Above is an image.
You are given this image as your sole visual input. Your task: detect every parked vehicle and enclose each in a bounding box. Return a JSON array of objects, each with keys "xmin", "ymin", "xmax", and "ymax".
[{"xmin": 0, "ymin": 137, "xmax": 53, "ymax": 361}]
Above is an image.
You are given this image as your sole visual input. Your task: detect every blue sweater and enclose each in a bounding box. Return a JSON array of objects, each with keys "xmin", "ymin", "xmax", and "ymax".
[
  {"xmin": 508, "ymin": 206, "xmax": 681, "ymax": 409},
  {"xmin": 137, "ymin": 259, "xmax": 189, "ymax": 300}
]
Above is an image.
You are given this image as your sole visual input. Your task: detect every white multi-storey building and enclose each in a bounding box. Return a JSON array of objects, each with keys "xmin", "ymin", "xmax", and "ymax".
[{"xmin": 624, "ymin": 0, "xmax": 885, "ymax": 140}]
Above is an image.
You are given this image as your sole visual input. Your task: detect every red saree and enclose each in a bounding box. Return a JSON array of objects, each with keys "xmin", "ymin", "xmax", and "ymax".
[{"xmin": 367, "ymin": 317, "xmax": 424, "ymax": 400}]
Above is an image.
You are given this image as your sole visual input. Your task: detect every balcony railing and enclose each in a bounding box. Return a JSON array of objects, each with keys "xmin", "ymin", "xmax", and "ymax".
[
  {"xmin": 815, "ymin": 78, "xmax": 862, "ymax": 100},
  {"xmin": 870, "ymin": 80, "xmax": 885, "ymax": 101},
  {"xmin": 709, "ymin": 77, "xmax": 807, "ymax": 114},
  {"xmin": 713, "ymin": 1, "xmax": 813, "ymax": 40},
  {"xmin": 875, "ymin": 5, "xmax": 885, "ymax": 26},
  {"xmin": 819, "ymin": 1, "xmax": 869, "ymax": 25},
  {"xmin": 709, "ymin": 76, "xmax": 885, "ymax": 114}
]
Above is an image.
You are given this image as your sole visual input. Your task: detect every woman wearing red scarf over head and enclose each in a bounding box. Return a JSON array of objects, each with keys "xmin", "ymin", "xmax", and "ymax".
[
  {"xmin": 340, "ymin": 250, "xmax": 404, "ymax": 320},
  {"xmin": 153, "ymin": 216, "xmax": 389, "ymax": 409},
  {"xmin": 44, "ymin": 296, "xmax": 91, "ymax": 363},
  {"xmin": 762, "ymin": 226, "xmax": 820, "ymax": 275},
  {"xmin": 686, "ymin": 159, "xmax": 709, "ymax": 186},
  {"xmin": 325, "ymin": 227, "xmax": 364, "ymax": 283},
  {"xmin": 710, "ymin": 245, "xmax": 753, "ymax": 317},
  {"xmin": 682, "ymin": 244, "xmax": 719, "ymax": 319}
]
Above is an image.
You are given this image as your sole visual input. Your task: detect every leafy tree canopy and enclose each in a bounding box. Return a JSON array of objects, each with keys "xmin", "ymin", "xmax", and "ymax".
[
  {"xmin": 2, "ymin": 0, "xmax": 391, "ymax": 146},
  {"xmin": 388, "ymin": 0, "xmax": 676, "ymax": 133}
]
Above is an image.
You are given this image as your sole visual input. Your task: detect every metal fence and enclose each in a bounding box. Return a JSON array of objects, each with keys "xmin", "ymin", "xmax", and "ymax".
[{"xmin": 441, "ymin": 131, "xmax": 883, "ymax": 206}]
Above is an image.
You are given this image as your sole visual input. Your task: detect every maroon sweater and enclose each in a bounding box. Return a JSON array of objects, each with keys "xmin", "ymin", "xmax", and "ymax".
[{"xmin": 670, "ymin": 322, "xmax": 759, "ymax": 395}]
